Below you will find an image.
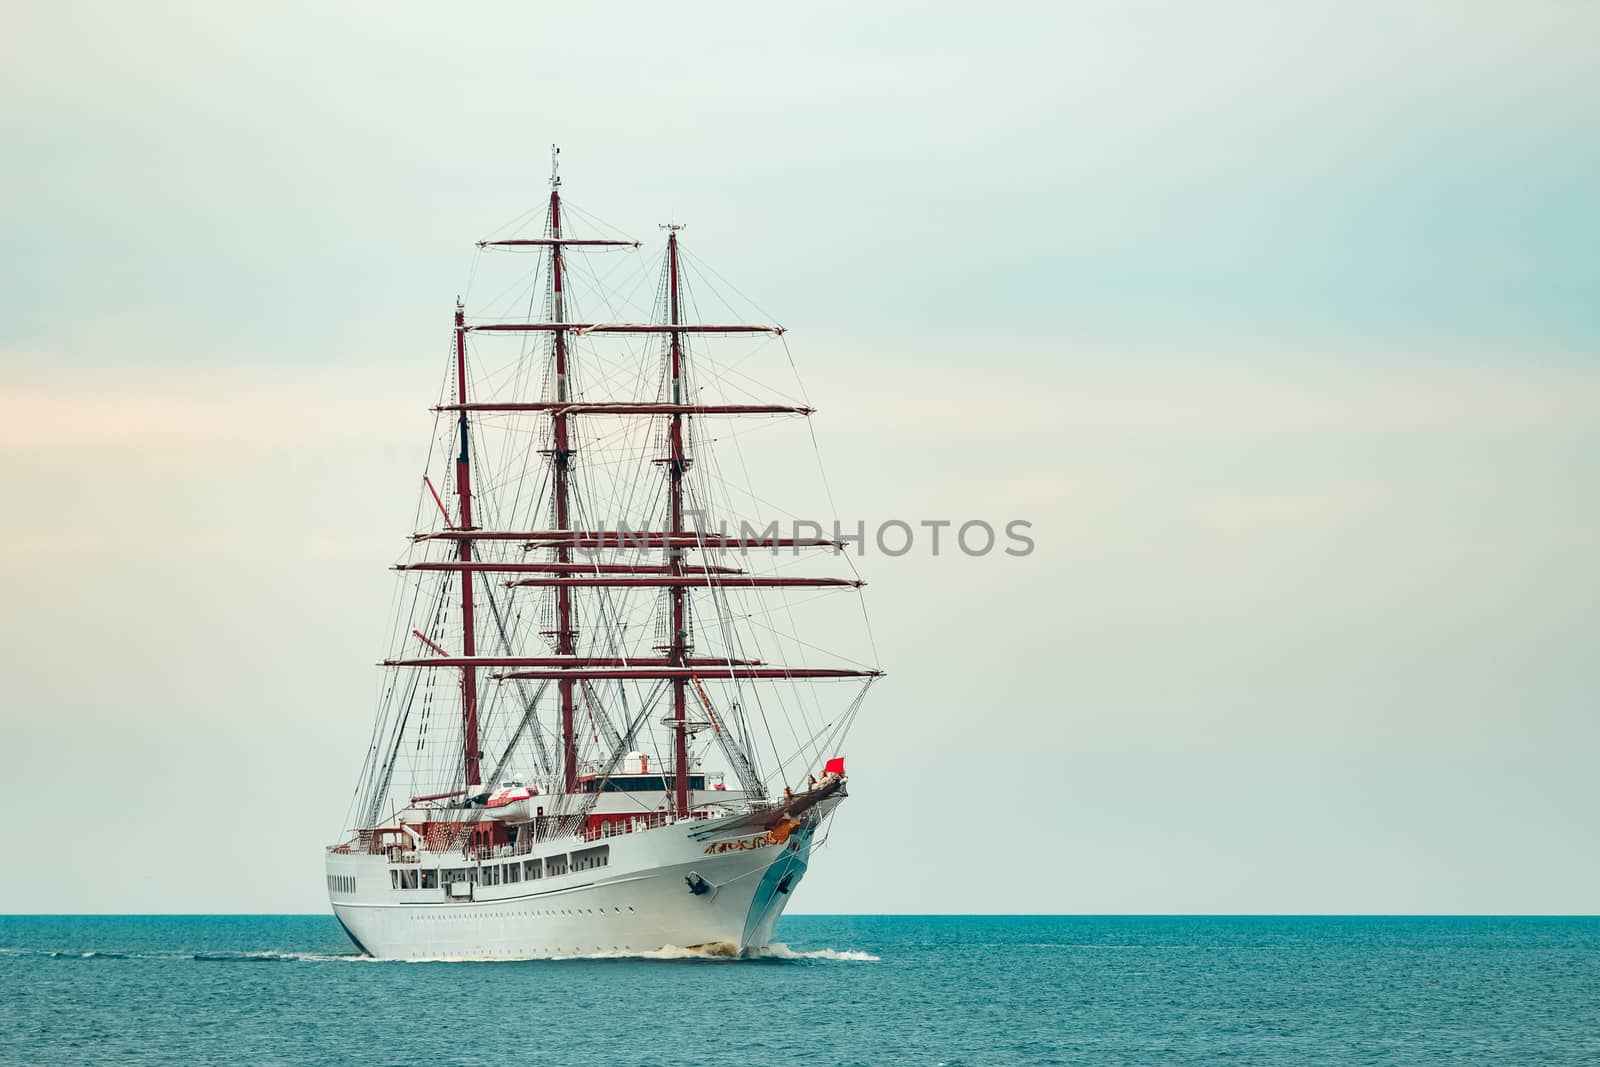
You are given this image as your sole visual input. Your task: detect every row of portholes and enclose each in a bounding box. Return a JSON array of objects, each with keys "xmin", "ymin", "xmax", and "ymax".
[{"xmin": 410, "ymin": 905, "xmax": 638, "ymax": 921}]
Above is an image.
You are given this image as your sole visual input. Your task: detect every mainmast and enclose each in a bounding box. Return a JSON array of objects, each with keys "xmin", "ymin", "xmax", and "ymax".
[
  {"xmin": 665, "ymin": 226, "xmax": 691, "ymax": 816},
  {"xmin": 547, "ymin": 151, "xmax": 579, "ymax": 794},
  {"xmin": 453, "ymin": 302, "xmax": 483, "ymax": 787}
]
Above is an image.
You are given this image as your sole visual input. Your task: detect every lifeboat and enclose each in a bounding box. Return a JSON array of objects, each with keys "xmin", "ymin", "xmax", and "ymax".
[{"xmin": 482, "ymin": 781, "xmax": 537, "ymax": 822}]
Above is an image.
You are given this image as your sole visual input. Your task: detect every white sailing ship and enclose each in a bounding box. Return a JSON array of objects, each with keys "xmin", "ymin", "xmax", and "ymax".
[{"xmin": 325, "ymin": 151, "xmax": 881, "ymax": 959}]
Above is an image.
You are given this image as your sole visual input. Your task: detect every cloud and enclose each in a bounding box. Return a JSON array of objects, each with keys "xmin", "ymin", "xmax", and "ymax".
[
  {"xmin": 825, "ymin": 343, "xmax": 1600, "ymax": 437},
  {"xmin": 0, "ymin": 355, "xmax": 426, "ymax": 453},
  {"xmin": 9, "ymin": 342, "xmax": 1597, "ymax": 464}
]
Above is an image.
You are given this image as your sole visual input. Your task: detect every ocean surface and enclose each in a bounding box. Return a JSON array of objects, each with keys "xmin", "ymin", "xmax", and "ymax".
[{"xmin": 2, "ymin": 915, "xmax": 1597, "ymax": 1065}]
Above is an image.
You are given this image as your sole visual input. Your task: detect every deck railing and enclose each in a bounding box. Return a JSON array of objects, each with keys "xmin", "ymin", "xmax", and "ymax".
[{"xmin": 332, "ymin": 802, "xmax": 765, "ymax": 861}]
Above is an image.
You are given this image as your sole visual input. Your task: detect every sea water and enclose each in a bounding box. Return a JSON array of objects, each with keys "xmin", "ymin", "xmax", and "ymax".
[{"xmin": 2, "ymin": 915, "xmax": 1597, "ymax": 1065}]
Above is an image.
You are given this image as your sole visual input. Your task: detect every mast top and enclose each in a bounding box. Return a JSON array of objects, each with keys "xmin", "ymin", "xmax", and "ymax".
[{"xmin": 550, "ymin": 144, "xmax": 561, "ymax": 188}]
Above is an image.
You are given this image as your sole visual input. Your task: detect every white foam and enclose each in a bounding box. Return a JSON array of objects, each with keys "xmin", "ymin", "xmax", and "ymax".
[
  {"xmin": 2, "ymin": 943, "xmax": 881, "ymax": 964},
  {"xmin": 258, "ymin": 951, "xmax": 388, "ymax": 963},
  {"xmin": 545, "ymin": 941, "xmax": 879, "ymax": 962},
  {"xmin": 542, "ymin": 942, "xmax": 740, "ymax": 961},
  {"xmin": 758, "ymin": 942, "xmax": 880, "ymax": 961},
  {"xmin": 189, "ymin": 950, "xmax": 378, "ymax": 963},
  {"xmin": 195, "ymin": 944, "xmax": 882, "ymax": 964}
]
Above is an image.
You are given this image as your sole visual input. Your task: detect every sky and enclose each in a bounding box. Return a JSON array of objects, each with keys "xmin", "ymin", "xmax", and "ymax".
[{"xmin": 2, "ymin": 1, "xmax": 1597, "ymax": 914}]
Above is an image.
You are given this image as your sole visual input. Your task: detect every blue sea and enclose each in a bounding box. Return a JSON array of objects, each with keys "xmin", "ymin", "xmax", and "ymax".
[{"xmin": 2, "ymin": 915, "xmax": 1597, "ymax": 1065}]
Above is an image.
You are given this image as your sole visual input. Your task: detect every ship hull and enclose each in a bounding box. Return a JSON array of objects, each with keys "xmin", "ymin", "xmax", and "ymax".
[{"xmin": 325, "ymin": 804, "xmax": 831, "ymax": 960}]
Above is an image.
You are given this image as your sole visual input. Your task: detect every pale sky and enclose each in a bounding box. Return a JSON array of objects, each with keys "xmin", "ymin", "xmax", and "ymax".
[{"xmin": 2, "ymin": 1, "xmax": 1597, "ymax": 914}]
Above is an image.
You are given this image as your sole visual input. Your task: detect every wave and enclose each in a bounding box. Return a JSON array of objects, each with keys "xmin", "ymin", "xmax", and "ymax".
[
  {"xmin": 757, "ymin": 943, "xmax": 880, "ymax": 961},
  {"xmin": 546, "ymin": 941, "xmax": 879, "ymax": 962},
  {"xmin": 1, "ymin": 948, "xmax": 369, "ymax": 964},
  {"xmin": 3, "ymin": 943, "xmax": 877, "ymax": 964},
  {"xmin": 190, "ymin": 951, "xmax": 377, "ymax": 963},
  {"xmin": 1, "ymin": 948, "xmax": 147, "ymax": 961}
]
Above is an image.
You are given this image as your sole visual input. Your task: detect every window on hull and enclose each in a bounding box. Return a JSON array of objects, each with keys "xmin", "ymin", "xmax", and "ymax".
[{"xmin": 571, "ymin": 845, "xmax": 610, "ymax": 872}]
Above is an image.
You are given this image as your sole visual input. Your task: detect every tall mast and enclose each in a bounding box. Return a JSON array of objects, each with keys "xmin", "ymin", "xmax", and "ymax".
[
  {"xmin": 453, "ymin": 302, "xmax": 483, "ymax": 787},
  {"xmin": 666, "ymin": 227, "xmax": 691, "ymax": 816},
  {"xmin": 548, "ymin": 149, "xmax": 579, "ymax": 794}
]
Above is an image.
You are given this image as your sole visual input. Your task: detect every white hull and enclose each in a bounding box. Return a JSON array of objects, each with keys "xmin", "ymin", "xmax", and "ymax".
[{"xmin": 326, "ymin": 803, "xmax": 833, "ymax": 960}]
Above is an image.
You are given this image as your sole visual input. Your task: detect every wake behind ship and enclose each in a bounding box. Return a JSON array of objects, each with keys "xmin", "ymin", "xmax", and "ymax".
[{"xmin": 325, "ymin": 152, "xmax": 882, "ymax": 960}]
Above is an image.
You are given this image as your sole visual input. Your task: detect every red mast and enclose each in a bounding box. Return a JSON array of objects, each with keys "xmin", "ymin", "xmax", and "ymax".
[
  {"xmin": 548, "ymin": 160, "xmax": 579, "ymax": 795},
  {"xmin": 453, "ymin": 302, "xmax": 483, "ymax": 787},
  {"xmin": 666, "ymin": 227, "xmax": 691, "ymax": 817}
]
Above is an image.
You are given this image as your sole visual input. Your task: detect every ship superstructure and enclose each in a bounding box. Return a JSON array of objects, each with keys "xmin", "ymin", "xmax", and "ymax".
[{"xmin": 325, "ymin": 151, "xmax": 880, "ymax": 959}]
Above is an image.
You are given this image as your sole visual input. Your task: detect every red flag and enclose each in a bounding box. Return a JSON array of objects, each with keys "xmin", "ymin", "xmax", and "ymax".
[{"xmin": 823, "ymin": 756, "xmax": 845, "ymax": 776}]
